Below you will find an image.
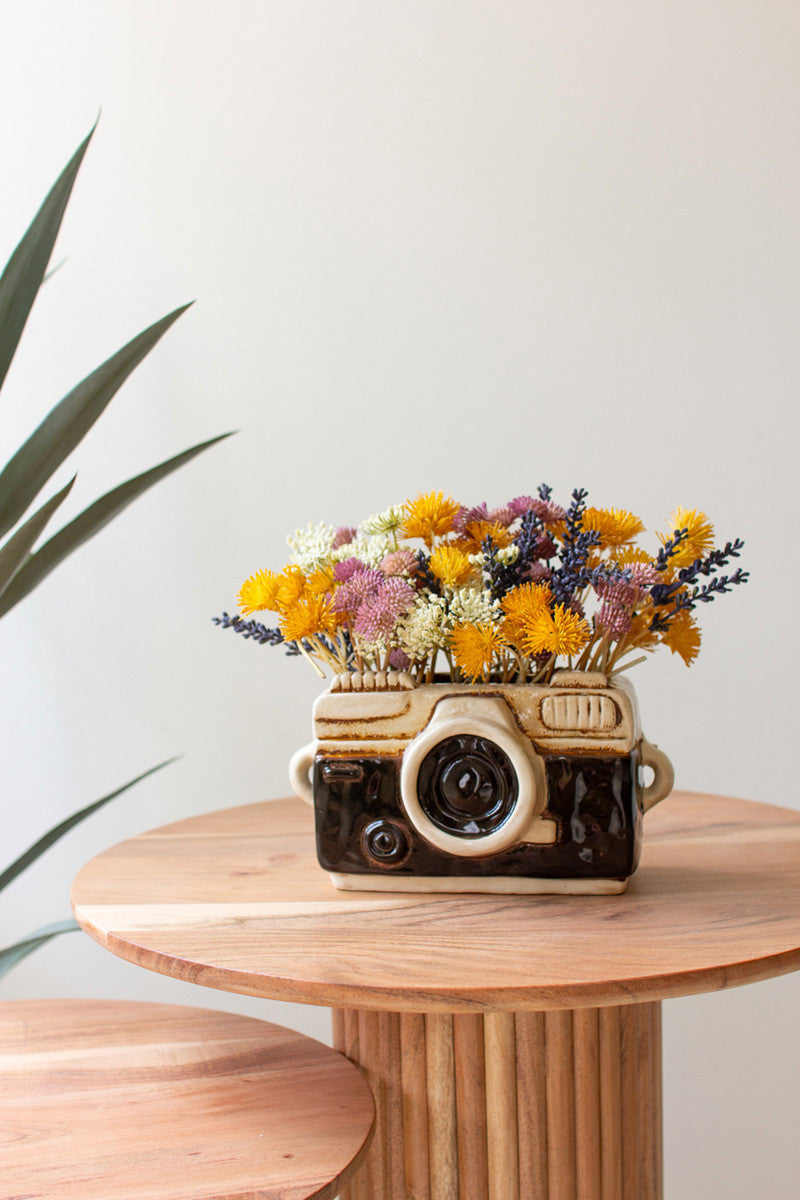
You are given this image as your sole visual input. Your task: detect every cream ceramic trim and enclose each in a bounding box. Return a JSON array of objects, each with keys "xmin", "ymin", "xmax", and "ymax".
[
  {"xmin": 399, "ymin": 697, "xmax": 547, "ymax": 857},
  {"xmin": 328, "ymin": 872, "xmax": 628, "ymax": 895}
]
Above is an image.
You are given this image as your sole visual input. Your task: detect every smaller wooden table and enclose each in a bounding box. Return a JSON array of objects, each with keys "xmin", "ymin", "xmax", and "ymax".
[{"xmin": 0, "ymin": 998, "xmax": 374, "ymax": 1200}]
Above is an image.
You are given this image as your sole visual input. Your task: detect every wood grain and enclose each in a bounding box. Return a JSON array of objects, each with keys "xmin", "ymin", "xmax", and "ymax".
[
  {"xmin": 573, "ymin": 1007, "xmax": 601, "ymax": 1200},
  {"xmin": 425, "ymin": 1014, "xmax": 459, "ymax": 1200},
  {"xmin": 0, "ymin": 998, "xmax": 374, "ymax": 1200},
  {"xmin": 483, "ymin": 1012, "xmax": 518, "ymax": 1200},
  {"xmin": 72, "ymin": 791, "xmax": 800, "ymax": 1013},
  {"xmin": 516, "ymin": 1011, "xmax": 548, "ymax": 1199},
  {"xmin": 545, "ymin": 1009, "xmax": 576, "ymax": 1200},
  {"xmin": 400, "ymin": 1012, "xmax": 430, "ymax": 1200},
  {"xmin": 598, "ymin": 1005, "xmax": 623, "ymax": 1200},
  {"xmin": 333, "ymin": 1003, "xmax": 661, "ymax": 1200},
  {"xmin": 453, "ymin": 1013, "xmax": 488, "ymax": 1200}
]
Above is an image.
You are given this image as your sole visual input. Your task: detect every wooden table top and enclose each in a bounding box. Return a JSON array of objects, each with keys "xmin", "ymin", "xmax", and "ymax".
[
  {"xmin": 1, "ymin": 998, "xmax": 374, "ymax": 1200},
  {"xmin": 72, "ymin": 792, "xmax": 800, "ymax": 1013}
]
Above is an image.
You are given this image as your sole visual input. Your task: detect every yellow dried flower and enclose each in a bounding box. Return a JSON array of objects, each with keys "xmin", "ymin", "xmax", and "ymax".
[
  {"xmin": 451, "ymin": 622, "xmax": 506, "ymax": 682},
  {"xmin": 521, "ymin": 604, "xmax": 591, "ymax": 659},
  {"xmin": 583, "ymin": 507, "xmax": 645, "ymax": 548},
  {"xmin": 401, "ymin": 491, "xmax": 461, "ymax": 547},
  {"xmin": 660, "ymin": 507, "xmax": 714, "ymax": 569},
  {"xmin": 275, "ymin": 566, "xmax": 309, "ymax": 613},
  {"xmin": 662, "ymin": 609, "xmax": 701, "ymax": 665},
  {"xmin": 429, "ymin": 544, "xmax": 473, "ymax": 588},
  {"xmin": 455, "ymin": 519, "xmax": 513, "ymax": 553},
  {"xmin": 611, "ymin": 546, "xmax": 653, "ymax": 567},
  {"xmin": 500, "ymin": 583, "xmax": 552, "ymax": 646},
  {"xmin": 237, "ymin": 569, "xmax": 282, "ymax": 615},
  {"xmin": 306, "ymin": 566, "xmax": 335, "ymax": 597},
  {"xmin": 279, "ymin": 594, "xmax": 341, "ymax": 642}
]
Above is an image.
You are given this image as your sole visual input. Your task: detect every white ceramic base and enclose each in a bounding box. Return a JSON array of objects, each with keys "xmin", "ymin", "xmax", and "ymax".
[{"xmin": 328, "ymin": 872, "xmax": 628, "ymax": 895}]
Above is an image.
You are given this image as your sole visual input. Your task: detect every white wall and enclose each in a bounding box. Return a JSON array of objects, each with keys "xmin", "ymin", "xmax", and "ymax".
[{"xmin": 1, "ymin": 3, "xmax": 798, "ymax": 1196}]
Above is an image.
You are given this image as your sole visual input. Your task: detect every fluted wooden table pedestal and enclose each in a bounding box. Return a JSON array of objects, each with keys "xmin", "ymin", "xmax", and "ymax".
[
  {"xmin": 72, "ymin": 793, "xmax": 800, "ymax": 1200},
  {"xmin": 333, "ymin": 1004, "xmax": 661, "ymax": 1200}
]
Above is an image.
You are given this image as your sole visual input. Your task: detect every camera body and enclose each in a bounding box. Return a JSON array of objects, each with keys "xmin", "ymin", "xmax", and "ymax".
[{"xmin": 290, "ymin": 670, "xmax": 672, "ymax": 894}]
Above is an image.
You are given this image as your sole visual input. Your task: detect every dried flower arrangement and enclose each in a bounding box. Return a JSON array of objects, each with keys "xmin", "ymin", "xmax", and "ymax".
[{"xmin": 215, "ymin": 487, "xmax": 747, "ymax": 685}]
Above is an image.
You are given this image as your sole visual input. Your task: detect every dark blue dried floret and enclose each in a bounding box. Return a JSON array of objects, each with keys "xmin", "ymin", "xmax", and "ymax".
[
  {"xmin": 212, "ymin": 612, "xmax": 300, "ymax": 655},
  {"xmin": 415, "ymin": 548, "xmax": 440, "ymax": 595}
]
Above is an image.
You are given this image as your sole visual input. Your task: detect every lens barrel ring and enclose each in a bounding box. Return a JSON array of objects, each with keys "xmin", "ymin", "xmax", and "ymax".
[{"xmin": 400, "ymin": 696, "xmax": 546, "ymax": 857}]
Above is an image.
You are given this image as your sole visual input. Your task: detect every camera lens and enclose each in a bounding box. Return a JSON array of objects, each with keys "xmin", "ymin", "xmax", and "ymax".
[{"xmin": 416, "ymin": 735, "xmax": 518, "ymax": 837}]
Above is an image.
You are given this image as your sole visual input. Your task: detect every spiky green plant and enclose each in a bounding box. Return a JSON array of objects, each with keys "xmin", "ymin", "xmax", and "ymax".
[{"xmin": 0, "ymin": 127, "xmax": 230, "ymax": 977}]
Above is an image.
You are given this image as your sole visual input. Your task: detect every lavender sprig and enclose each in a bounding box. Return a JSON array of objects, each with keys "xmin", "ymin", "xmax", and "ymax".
[
  {"xmin": 649, "ymin": 567, "xmax": 749, "ymax": 630},
  {"xmin": 650, "ymin": 539, "xmax": 748, "ymax": 608},
  {"xmin": 485, "ymin": 510, "xmax": 544, "ymax": 598},
  {"xmin": 415, "ymin": 549, "xmax": 440, "ymax": 595},
  {"xmin": 213, "ymin": 613, "xmax": 301, "ymax": 655},
  {"xmin": 654, "ymin": 528, "xmax": 689, "ymax": 572},
  {"xmin": 550, "ymin": 489, "xmax": 600, "ymax": 604}
]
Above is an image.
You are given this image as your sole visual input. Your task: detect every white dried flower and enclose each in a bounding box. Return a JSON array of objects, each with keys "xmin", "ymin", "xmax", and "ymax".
[
  {"xmin": 496, "ymin": 544, "xmax": 521, "ymax": 565},
  {"xmin": 332, "ymin": 533, "xmax": 395, "ymax": 568},
  {"xmin": 287, "ymin": 522, "xmax": 335, "ymax": 571},
  {"xmin": 396, "ymin": 594, "xmax": 450, "ymax": 661},
  {"xmin": 360, "ymin": 505, "xmax": 404, "ymax": 536},
  {"xmin": 448, "ymin": 587, "xmax": 502, "ymax": 627}
]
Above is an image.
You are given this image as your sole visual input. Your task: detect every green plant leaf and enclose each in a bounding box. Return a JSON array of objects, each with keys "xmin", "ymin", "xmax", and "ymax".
[
  {"xmin": 0, "ymin": 431, "xmax": 233, "ymax": 617},
  {"xmin": 0, "ymin": 476, "xmax": 75, "ymax": 598},
  {"xmin": 0, "ymin": 758, "xmax": 178, "ymax": 893},
  {"xmin": 0, "ymin": 919, "xmax": 81, "ymax": 981},
  {"xmin": 0, "ymin": 303, "xmax": 192, "ymax": 540},
  {"xmin": 0, "ymin": 125, "xmax": 94, "ymax": 394}
]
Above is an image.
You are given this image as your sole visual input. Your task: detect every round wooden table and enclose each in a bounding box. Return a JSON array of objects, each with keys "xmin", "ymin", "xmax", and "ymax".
[
  {"xmin": 72, "ymin": 792, "xmax": 800, "ymax": 1200},
  {"xmin": 0, "ymin": 998, "xmax": 374, "ymax": 1200}
]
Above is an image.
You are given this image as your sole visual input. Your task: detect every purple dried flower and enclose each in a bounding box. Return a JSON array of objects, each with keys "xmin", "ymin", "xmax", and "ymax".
[
  {"xmin": 508, "ymin": 495, "xmax": 536, "ymax": 518},
  {"xmin": 332, "ymin": 526, "xmax": 357, "ymax": 550},
  {"xmin": 454, "ymin": 502, "xmax": 489, "ymax": 531},
  {"xmin": 333, "ymin": 568, "xmax": 383, "ymax": 613},
  {"xmin": 530, "ymin": 497, "xmax": 566, "ymax": 525},
  {"xmin": 389, "ymin": 648, "xmax": 412, "ymax": 670},
  {"xmin": 527, "ymin": 562, "xmax": 553, "ymax": 583},
  {"xmin": 333, "ymin": 557, "xmax": 370, "ymax": 583},
  {"xmin": 628, "ymin": 563, "xmax": 660, "ymax": 590},
  {"xmin": 488, "ymin": 504, "xmax": 515, "ymax": 528},
  {"xmin": 596, "ymin": 602, "xmax": 633, "ymax": 636},
  {"xmin": 354, "ymin": 577, "xmax": 415, "ymax": 639},
  {"xmin": 594, "ymin": 579, "xmax": 638, "ymax": 608},
  {"xmin": 381, "ymin": 549, "xmax": 418, "ymax": 576}
]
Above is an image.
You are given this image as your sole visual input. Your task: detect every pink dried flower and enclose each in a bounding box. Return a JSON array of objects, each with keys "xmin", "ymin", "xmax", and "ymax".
[
  {"xmin": 526, "ymin": 562, "xmax": 553, "ymax": 584},
  {"xmin": 594, "ymin": 579, "xmax": 638, "ymax": 608},
  {"xmin": 354, "ymin": 577, "xmax": 416, "ymax": 640},
  {"xmin": 530, "ymin": 497, "xmax": 566, "ymax": 525},
  {"xmin": 508, "ymin": 495, "xmax": 535, "ymax": 518},
  {"xmin": 381, "ymin": 549, "xmax": 418, "ymax": 577},
  {"xmin": 488, "ymin": 504, "xmax": 515, "ymax": 528},
  {"xmin": 333, "ymin": 568, "xmax": 383, "ymax": 614},
  {"xmin": 596, "ymin": 602, "xmax": 633, "ymax": 636},
  {"xmin": 457, "ymin": 503, "xmax": 490, "ymax": 530},
  {"xmin": 333, "ymin": 557, "xmax": 369, "ymax": 583},
  {"xmin": 332, "ymin": 526, "xmax": 357, "ymax": 550},
  {"xmin": 629, "ymin": 563, "xmax": 660, "ymax": 589},
  {"xmin": 388, "ymin": 648, "xmax": 411, "ymax": 670}
]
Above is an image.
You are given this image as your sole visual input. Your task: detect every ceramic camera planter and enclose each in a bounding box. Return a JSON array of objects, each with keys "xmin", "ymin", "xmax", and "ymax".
[{"xmin": 290, "ymin": 668, "xmax": 673, "ymax": 895}]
